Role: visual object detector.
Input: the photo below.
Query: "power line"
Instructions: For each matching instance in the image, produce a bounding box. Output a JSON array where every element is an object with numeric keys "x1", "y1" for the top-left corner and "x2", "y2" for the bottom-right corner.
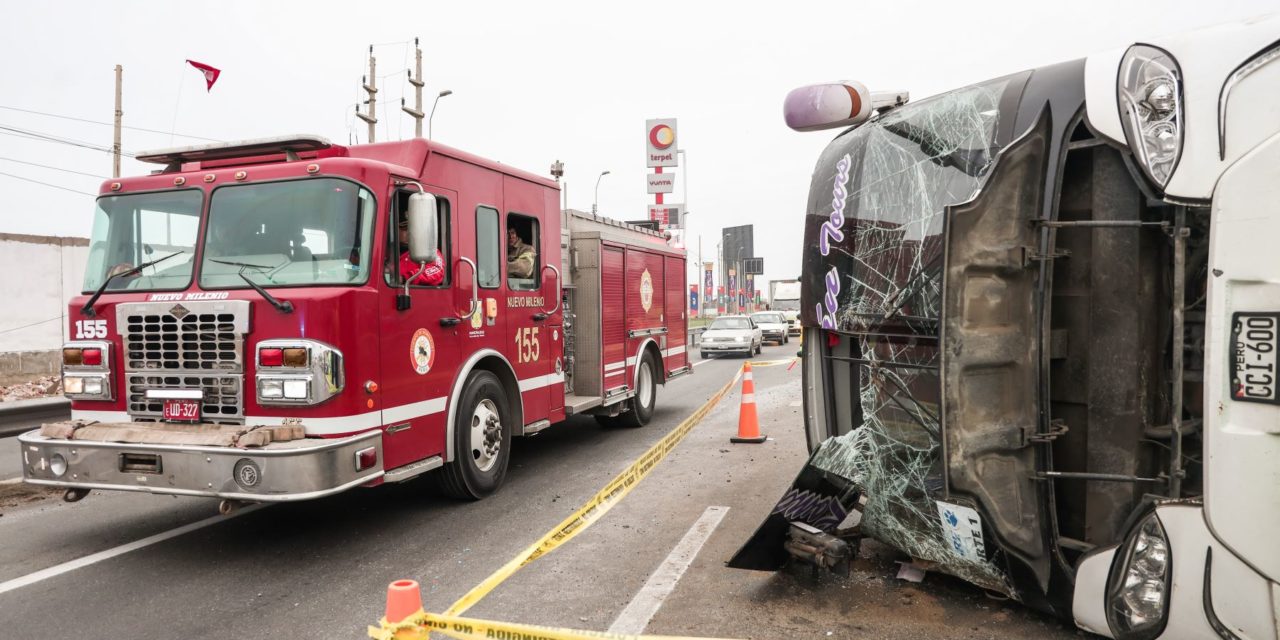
[
  {"x1": 0, "y1": 315, "x2": 63, "y2": 336},
  {"x1": 0, "y1": 104, "x2": 220, "y2": 142},
  {"x1": 0, "y1": 156, "x2": 107, "y2": 179},
  {"x1": 0, "y1": 124, "x2": 136, "y2": 157},
  {"x1": 0, "y1": 171, "x2": 97, "y2": 197}
]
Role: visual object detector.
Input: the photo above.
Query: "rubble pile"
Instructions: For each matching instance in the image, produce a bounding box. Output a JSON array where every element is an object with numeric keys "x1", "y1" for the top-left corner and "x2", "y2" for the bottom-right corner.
[{"x1": 1, "y1": 375, "x2": 62, "y2": 402}]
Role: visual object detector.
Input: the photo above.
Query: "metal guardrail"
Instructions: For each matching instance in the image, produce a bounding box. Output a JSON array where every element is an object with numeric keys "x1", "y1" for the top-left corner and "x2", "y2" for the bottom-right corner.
[
  {"x1": 688, "y1": 327, "x2": 706, "y2": 347},
  {"x1": 0, "y1": 397, "x2": 70, "y2": 438}
]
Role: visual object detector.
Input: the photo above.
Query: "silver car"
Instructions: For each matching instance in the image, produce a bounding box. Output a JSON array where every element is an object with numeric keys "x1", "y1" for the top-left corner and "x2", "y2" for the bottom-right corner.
[
  {"x1": 750, "y1": 311, "x2": 790, "y2": 345},
  {"x1": 699, "y1": 316, "x2": 762, "y2": 358}
]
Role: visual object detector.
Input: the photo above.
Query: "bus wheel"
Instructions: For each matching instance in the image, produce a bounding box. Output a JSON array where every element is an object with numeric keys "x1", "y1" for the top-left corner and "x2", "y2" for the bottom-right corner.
[
  {"x1": 616, "y1": 352, "x2": 657, "y2": 428},
  {"x1": 438, "y1": 370, "x2": 511, "y2": 500}
]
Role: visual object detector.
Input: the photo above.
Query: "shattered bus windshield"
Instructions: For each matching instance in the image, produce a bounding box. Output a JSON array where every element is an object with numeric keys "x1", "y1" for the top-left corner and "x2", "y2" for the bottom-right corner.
[{"x1": 797, "y1": 76, "x2": 1017, "y2": 591}]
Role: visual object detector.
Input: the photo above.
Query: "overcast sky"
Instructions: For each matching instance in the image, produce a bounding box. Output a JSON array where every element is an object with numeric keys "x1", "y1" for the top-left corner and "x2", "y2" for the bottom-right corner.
[{"x1": 0, "y1": 1, "x2": 1273, "y2": 288}]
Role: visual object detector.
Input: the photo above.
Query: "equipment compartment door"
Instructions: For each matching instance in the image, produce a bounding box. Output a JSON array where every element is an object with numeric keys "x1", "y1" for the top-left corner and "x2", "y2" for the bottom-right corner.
[
  {"x1": 663, "y1": 254, "x2": 688, "y2": 371},
  {"x1": 601, "y1": 246, "x2": 627, "y2": 393}
]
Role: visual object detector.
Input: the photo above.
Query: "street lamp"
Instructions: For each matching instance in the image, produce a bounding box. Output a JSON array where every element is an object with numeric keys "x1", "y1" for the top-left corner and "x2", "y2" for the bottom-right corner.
[
  {"x1": 428, "y1": 90, "x2": 452, "y2": 140},
  {"x1": 593, "y1": 170, "x2": 610, "y2": 215}
]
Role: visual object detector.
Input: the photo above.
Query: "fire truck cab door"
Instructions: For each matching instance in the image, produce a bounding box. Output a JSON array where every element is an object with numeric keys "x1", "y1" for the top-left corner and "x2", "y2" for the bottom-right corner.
[
  {"x1": 380, "y1": 185, "x2": 460, "y2": 470},
  {"x1": 502, "y1": 187, "x2": 558, "y2": 429}
]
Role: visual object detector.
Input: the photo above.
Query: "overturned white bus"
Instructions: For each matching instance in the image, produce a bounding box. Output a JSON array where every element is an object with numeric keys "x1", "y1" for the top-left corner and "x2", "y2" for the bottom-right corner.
[{"x1": 733, "y1": 15, "x2": 1280, "y2": 640}]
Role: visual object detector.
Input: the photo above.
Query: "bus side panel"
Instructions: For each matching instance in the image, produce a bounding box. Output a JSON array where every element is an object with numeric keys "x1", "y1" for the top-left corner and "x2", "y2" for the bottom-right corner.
[
  {"x1": 601, "y1": 245, "x2": 627, "y2": 393},
  {"x1": 663, "y1": 254, "x2": 688, "y2": 372}
]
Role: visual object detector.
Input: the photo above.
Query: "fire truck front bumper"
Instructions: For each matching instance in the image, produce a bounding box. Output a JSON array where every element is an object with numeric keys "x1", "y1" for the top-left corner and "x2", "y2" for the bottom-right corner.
[{"x1": 16, "y1": 429, "x2": 384, "y2": 502}]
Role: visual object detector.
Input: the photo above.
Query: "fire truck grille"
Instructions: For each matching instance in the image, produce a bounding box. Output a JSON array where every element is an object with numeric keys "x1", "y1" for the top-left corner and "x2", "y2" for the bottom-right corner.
[
  {"x1": 116, "y1": 300, "x2": 251, "y2": 425},
  {"x1": 126, "y1": 373, "x2": 244, "y2": 423},
  {"x1": 123, "y1": 313, "x2": 242, "y2": 371}
]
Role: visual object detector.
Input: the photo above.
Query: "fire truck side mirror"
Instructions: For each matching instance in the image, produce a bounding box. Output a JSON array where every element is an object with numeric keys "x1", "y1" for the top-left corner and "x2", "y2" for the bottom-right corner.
[{"x1": 406, "y1": 192, "x2": 439, "y2": 263}]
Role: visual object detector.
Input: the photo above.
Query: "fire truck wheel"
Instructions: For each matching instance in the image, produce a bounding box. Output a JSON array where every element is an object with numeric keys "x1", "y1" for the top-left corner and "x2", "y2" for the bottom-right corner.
[
  {"x1": 437, "y1": 370, "x2": 511, "y2": 500},
  {"x1": 615, "y1": 352, "x2": 657, "y2": 428}
]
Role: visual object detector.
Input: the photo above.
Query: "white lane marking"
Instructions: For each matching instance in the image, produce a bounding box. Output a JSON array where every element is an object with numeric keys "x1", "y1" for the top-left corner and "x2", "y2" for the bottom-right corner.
[
  {"x1": 692, "y1": 358, "x2": 714, "y2": 367},
  {"x1": 0, "y1": 504, "x2": 265, "y2": 596},
  {"x1": 69, "y1": 410, "x2": 130, "y2": 423},
  {"x1": 608, "y1": 505, "x2": 728, "y2": 635}
]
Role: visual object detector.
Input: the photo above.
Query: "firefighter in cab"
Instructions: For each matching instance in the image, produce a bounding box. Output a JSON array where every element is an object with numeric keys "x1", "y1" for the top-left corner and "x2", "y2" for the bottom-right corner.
[{"x1": 399, "y1": 216, "x2": 444, "y2": 285}]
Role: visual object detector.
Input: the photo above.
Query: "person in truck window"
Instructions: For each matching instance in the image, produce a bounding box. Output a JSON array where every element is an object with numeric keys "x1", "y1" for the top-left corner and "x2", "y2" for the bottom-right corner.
[
  {"x1": 507, "y1": 227, "x2": 536, "y2": 278},
  {"x1": 398, "y1": 217, "x2": 443, "y2": 286}
]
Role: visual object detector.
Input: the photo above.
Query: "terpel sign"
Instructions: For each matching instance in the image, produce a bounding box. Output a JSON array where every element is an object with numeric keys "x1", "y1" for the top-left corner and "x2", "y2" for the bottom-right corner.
[{"x1": 645, "y1": 118, "x2": 677, "y2": 168}]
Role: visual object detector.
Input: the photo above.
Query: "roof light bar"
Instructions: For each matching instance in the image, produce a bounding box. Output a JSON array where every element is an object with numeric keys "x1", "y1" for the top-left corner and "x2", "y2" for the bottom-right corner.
[{"x1": 136, "y1": 134, "x2": 334, "y2": 166}]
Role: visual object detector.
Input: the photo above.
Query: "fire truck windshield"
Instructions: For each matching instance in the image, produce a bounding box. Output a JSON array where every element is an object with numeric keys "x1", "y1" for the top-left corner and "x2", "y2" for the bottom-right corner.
[
  {"x1": 199, "y1": 178, "x2": 376, "y2": 289},
  {"x1": 82, "y1": 189, "x2": 203, "y2": 293}
]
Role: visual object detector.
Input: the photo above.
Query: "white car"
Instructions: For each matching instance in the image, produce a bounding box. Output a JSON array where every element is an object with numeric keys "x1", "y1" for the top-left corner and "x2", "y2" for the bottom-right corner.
[
  {"x1": 699, "y1": 316, "x2": 762, "y2": 358},
  {"x1": 750, "y1": 311, "x2": 790, "y2": 345}
]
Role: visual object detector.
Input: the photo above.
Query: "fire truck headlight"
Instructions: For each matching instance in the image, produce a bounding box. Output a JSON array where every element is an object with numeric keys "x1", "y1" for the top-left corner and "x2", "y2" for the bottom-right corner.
[
  {"x1": 260, "y1": 379, "x2": 284, "y2": 399},
  {"x1": 283, "y1": 379, "x2": 309, "y2": 400},
  {"x1": 255, "y1": 339, "x2": 344, "y2": 406},
  {"x1": 63, "y1": 373, "x2": 112, "y2": 400},
  {"x1": 1118, "y1": 44, "x2": 1183, "y2": 189}
]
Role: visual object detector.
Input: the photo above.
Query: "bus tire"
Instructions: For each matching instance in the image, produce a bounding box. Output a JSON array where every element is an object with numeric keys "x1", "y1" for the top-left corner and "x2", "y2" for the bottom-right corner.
[
  {"x1": 615, "y1": 352, "x2": 657, "y2": 428},
  {"x1": 437, "y1": 370, "x2": 511, "y2": 500}
]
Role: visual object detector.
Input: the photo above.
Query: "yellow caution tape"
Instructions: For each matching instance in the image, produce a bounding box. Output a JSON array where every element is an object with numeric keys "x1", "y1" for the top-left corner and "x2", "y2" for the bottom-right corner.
[
  {"x1": 368, "y1": 361, "x2": 793, "y2": 640},
  {"x1": 444, "y1": 365, "x2": 746, "y2": 616},
  {"x1": 369, "y1": 611, "x2": 741, "y2": 640}
]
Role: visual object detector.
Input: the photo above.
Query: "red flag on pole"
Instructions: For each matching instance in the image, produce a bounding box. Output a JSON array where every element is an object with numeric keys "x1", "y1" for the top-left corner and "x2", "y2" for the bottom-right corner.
[{"x1": 185, "y1": 60, "x2": 221, "y2": 91}]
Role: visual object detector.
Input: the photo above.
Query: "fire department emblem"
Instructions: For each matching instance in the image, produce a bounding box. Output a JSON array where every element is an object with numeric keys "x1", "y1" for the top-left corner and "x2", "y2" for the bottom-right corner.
[
  {"x1": 410, "y1": 328, "x2": 436, "y2": 375},
  {"x1": 640, "y1": 269, "x2": 654, "y2": 312}
]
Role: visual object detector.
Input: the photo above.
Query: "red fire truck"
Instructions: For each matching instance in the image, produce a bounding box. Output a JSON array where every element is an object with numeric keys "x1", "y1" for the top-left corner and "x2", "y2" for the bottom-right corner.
[{"x1": 18, "y1": 135, "x2": 690, "y2": 508}]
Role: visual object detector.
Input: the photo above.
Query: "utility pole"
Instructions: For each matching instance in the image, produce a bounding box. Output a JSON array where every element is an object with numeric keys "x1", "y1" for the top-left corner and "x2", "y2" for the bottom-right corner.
[
  {"x1": 357, "y1": 46, "x2": 378, "y2": 143},
  {"x1": 401, "y1": 38, "x2": 424, "y2": 138},
  {"x1": 112, "y1": 64, "x2": 122, "y2": 178}
]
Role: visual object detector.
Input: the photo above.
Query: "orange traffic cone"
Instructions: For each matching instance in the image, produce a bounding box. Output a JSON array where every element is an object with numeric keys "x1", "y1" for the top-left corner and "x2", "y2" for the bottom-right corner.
[
  {"x1": 385, "y1": 579, "x2": 424, "y2": 625},
  {"x1": 731, "y1": 362, "x2": 767, "y2": 443}
]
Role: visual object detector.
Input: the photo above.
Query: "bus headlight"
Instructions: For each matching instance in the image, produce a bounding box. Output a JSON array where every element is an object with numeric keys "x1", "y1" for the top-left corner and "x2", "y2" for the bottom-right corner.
[
  {"x1": 1118, "y1": 44, "x2": 1183, "y2": 189},
  {"x1": 1106, "y1": 512, "x2": 1171, "y2": 639}
]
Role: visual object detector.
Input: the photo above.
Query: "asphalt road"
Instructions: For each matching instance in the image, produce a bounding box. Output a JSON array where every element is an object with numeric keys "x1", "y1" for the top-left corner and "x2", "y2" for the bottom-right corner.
[{"x1": 0, "y1": 342, "x2": 1080, "y2": 639}]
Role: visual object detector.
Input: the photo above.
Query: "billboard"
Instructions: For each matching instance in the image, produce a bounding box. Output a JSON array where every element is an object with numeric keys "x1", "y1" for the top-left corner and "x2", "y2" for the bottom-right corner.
[
  {"x1": 689, "y1": 285, "x2": 698, "y2": 312},
  {"x1": 646, "y1": 119, "x2": 678, "y2": 168},
  {"x1": 703, "y1": 262, "x2": 713, "y2": 304}
]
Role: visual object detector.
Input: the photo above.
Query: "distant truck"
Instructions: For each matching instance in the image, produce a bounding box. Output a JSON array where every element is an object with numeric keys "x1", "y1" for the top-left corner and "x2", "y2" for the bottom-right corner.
[
  {"x1": 767, "y1": 279, "x2": 801, "y2": 335},
  {"x1": 734, "y1": 15, "x2": 1280, "y2": 640}
]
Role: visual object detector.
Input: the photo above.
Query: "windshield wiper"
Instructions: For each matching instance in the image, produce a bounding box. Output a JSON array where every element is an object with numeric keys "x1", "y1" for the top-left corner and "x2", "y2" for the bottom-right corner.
[
  {"x1": 208, "y1": 259, "x2": 293, "y2": 313},
  {"x1": 215, "y1": 262, "x2": 294, "y2": 314},
  {"x1": 81, "y1": 251, "x2": 183, "y2": 317},
  {"x1": 208, "y1": 258, "x2": 277, "y2": 272}
]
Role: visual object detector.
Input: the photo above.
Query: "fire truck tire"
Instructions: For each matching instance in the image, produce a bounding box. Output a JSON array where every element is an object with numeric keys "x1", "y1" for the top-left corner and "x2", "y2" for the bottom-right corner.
[
  {"x1": 615, "y1": 352, "x2": 657, "y2": 428},
  {"x1": 437, "y1": 370, "x2": 511, "y2": 500}
]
